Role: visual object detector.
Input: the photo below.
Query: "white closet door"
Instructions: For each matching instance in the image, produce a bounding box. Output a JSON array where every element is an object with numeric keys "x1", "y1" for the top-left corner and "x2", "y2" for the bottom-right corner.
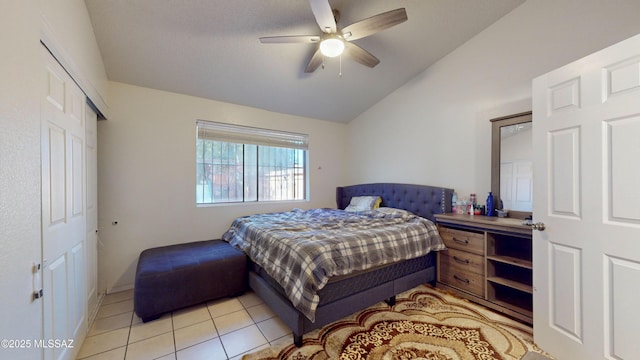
[
  {"x1": 85, "y1": 103, "x2": 99, "y2": 323},
  {"x1": 533, "y1": 33, "x2": 640, "y2": 359},
  {"x1": 41, "y1": 46, "x2": 87, "y2": 360}
]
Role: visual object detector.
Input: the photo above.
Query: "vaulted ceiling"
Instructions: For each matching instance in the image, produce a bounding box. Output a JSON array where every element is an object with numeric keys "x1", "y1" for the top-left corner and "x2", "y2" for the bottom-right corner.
[{"x1": 85, "y1": 0, "x2": 525, "y2": 123}]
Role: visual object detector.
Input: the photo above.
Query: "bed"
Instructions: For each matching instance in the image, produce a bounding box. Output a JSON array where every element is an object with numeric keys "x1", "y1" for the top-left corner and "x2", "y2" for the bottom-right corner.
[{"x1": 223, "y1": 183, "x2": 453, "y2": 346}]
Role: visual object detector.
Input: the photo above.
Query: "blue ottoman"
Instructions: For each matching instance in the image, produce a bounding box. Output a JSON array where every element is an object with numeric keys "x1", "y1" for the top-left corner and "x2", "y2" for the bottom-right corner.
[{"x1": 134, "y1": 240, "x2": 247, "y2": 322}]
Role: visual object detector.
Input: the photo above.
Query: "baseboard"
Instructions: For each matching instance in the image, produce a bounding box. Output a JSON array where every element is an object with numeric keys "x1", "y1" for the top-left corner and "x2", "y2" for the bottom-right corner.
[{"x1": 107, "y1": 283, "x2": 134, "y2": 294}]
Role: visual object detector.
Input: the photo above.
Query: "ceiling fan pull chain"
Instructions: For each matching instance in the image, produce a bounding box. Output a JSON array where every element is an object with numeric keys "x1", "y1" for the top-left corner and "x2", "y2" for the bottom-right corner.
[{"x1": 339, "y1": 54, "x2": 343, "y2": 77}]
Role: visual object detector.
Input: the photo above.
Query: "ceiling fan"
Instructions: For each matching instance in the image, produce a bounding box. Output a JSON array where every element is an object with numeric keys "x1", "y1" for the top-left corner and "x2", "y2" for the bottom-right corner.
[{"x1": 259, "y1": 0, "x2": 408, "y2": 73}]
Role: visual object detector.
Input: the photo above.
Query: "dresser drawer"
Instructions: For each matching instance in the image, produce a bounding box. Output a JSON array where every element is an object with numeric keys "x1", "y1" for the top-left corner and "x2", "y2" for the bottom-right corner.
[
  {"x1": 439, "y1": 248, "x2": 484, "y2": 276},
  {"x1": 438, "y1": 226, "x2": 484, "y2": 255},
  {"x1": 438, "y1": 264, "x2": 485, "y2": 297}
]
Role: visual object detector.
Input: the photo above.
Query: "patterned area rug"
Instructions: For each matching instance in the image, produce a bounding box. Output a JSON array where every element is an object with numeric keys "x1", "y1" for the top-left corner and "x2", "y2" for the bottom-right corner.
[{"x1": 243, "y1": 285, "x2": 548, "y2": 360}]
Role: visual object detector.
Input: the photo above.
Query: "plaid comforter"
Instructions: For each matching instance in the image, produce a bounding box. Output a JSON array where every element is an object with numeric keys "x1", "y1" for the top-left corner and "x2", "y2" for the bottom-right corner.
[{"x1": 221, "y1": 208, "x2": 445, "y2": 322}]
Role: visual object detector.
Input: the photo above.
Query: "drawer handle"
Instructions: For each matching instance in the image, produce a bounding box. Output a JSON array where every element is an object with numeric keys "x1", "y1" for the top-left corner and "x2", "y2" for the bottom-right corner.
[
  {"x1": 453, "y1": 256, "x2": 470, "y2": 264},
  {"x1": 452, "y1": 237, "x2": 469, "y2": 245},
  {"x1": 453, "y1": 275, "x2": 470, "y2": 284}
]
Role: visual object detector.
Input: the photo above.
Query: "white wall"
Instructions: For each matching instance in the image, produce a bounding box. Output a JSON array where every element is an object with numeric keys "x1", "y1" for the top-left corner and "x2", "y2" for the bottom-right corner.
[
  {"x1": 345, "y1": 0, "x2": 640, "y2": 204},
  {"x1": 502, "y1": 127, "x2": 532, "y2": 163},
  {"x1": 98, "y1": 82, "x2": 347, "y2": 292},
  {"x1": 0, "y1": 3, "x2": 43, "y2": 358}
]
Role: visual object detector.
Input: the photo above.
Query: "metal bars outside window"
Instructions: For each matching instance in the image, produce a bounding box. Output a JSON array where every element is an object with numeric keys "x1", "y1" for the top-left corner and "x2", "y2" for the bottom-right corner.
[{"x1": 196, "y1": 120, "x2": 308, "y2": 204}]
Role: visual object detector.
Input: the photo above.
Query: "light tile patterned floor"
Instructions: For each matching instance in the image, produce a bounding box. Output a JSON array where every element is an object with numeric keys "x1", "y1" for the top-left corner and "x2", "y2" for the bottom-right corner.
[{"x1": 76, "y1": 289, "x2": 292, "y2": 360}]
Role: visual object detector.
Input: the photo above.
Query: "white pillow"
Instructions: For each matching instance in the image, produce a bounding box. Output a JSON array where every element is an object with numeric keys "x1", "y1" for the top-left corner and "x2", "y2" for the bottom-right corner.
[
  {"x1": 344, "y1": 196, "x2": 381, "y2": 212},
  {"x1": 375, "y1": 207, "x2": 414, "y2": 217}
]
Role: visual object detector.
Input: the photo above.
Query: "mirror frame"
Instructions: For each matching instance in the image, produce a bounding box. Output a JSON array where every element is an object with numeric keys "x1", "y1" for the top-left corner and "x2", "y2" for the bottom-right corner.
[{"x1": 490, "y1": 111, "x2": 533, "y2": 220}]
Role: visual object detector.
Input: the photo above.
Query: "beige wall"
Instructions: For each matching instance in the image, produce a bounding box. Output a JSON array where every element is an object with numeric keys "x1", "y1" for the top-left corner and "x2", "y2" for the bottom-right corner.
[
  {"x1": 345, "y1": 0, "x2": 640, "y2": 204},
  {"x1": 98, "y1": 82, "x2": 347, "y2": 292}
]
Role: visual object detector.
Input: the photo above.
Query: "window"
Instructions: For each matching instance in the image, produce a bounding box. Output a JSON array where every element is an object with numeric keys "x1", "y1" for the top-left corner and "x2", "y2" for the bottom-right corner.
[{"x1": 196, "y1": 120, "x2": 308, "y2": 204}]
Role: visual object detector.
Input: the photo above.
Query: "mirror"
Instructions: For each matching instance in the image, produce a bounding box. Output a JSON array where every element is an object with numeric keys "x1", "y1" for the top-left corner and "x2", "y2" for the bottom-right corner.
[{"x1": 490, "y1": 111, "x2": 532, "y2": 219}]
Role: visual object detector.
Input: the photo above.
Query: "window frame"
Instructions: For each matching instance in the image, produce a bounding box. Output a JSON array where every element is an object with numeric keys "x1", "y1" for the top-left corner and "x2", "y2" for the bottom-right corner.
[{"x1": 196, "y1": 120, "x2": 309, "y2": 206}]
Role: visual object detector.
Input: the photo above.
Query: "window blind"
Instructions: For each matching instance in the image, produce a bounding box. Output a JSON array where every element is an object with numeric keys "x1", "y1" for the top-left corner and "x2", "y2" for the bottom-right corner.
[{"x1": 196, "y1": 120, "x2": 309, "y2": 150}]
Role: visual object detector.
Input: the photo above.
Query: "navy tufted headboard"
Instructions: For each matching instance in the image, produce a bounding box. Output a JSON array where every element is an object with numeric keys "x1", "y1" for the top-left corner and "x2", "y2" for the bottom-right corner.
[{"x1": 336, "y1": 183, "x2": 454, "y2": 221}]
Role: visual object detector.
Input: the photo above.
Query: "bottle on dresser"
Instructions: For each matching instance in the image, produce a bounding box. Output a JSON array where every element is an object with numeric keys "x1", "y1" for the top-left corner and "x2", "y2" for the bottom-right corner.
[
  {"x1": 486, "y1": 192, "x2": 495, "y2": 216},
  {"x1": 469, "y1": 193, "x2": 476, "y2": 215},
  {"x1": 451, "y1": 192, "x2": 458, "y2": 214}
]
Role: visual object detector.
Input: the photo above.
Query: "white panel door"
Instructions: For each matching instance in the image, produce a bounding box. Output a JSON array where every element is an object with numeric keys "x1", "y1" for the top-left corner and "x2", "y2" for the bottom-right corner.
[
  {"x1": 500, "y1": 160, "x2": 533, "y2": 211},
  {"x1": 533, "y1": 33, "x2": 640, "y2": 359},
  {"x1": 85, "y1": 104, "x2": 99, "y2": 321},
  {"x1": 41, "y1": 46, "x2": 86, "y2": 360}
]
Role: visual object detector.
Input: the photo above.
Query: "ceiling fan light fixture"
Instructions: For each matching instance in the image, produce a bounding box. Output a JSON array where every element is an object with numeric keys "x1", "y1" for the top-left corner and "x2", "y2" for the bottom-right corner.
[{"x1": 320, "y1": 36, "x2": 344, "y2": 57}]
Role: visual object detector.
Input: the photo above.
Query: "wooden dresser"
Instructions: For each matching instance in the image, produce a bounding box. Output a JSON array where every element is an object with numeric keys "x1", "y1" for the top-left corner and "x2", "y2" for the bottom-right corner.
[{"x1": 435, "y1": 213, "x2": 533, "y2": 324}]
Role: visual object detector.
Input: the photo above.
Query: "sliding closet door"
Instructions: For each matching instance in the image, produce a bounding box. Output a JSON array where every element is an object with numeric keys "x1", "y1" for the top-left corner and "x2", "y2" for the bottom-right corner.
[
  {"x1": 85, "y1": 103, "x2": 99, "y2": 323},
  {"x1": 41, "y1": 46, "x2": 87, "y2": 360}
]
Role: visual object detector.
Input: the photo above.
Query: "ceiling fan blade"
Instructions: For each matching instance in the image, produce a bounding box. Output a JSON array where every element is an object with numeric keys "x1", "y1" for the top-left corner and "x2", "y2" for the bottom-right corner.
[
  {"x1": 305, "y1": 48, "x2": 324, "y2": 73},
  {"x1": 309, "y1": 0, "x2": 336, "y2": 33},
  {"x1": 259, "y1": 35, "x2": 320, "y2": 44},
  {"x1": 341, "y1": 8, "x2": 407, "y2": 41},
  {"x1": 344, "y1": 42, "x2": 380, "y2": 68}
]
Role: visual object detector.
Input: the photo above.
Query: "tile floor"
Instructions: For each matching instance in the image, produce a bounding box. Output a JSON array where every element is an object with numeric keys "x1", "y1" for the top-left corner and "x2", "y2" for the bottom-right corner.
[{"x1": 76, "y1": 289, "x2": 292, "y2": 360}]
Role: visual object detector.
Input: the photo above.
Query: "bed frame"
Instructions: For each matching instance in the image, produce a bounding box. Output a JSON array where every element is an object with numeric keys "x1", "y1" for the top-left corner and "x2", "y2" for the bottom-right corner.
[{"x1": 248, "y1": 183, "x2": 454, "y2": 346}]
